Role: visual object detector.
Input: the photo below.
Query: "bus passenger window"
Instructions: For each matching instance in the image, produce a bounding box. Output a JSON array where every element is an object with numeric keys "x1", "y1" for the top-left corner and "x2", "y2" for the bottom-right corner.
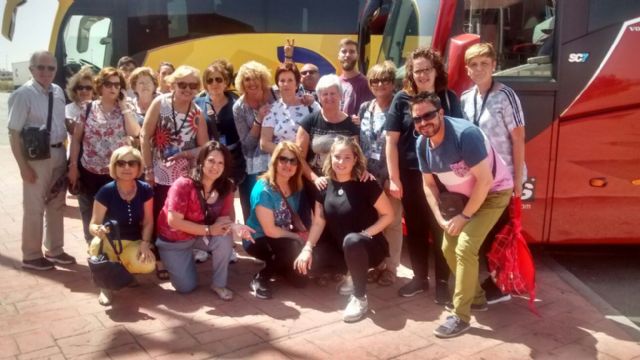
[{"x1": 463, "y1": 0, "x2": 555, "y2": 78}]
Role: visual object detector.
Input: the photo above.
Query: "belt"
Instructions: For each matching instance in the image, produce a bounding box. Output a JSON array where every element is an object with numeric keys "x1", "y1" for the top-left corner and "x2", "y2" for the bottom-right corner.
[{"x1": 51, "y1": 143, "x2": 63, "y2": 148}]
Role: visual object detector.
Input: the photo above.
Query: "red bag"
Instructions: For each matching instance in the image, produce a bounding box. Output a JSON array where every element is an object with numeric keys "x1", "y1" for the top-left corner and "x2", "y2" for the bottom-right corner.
[{"x1": 487, "y1": 196, "x2": 538, "y2": 315}]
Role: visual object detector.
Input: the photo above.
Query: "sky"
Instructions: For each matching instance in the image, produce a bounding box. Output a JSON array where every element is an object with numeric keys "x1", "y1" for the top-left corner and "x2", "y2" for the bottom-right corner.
[{"x1": 0, "y1": 0, "x2": 57, "y2": 70}]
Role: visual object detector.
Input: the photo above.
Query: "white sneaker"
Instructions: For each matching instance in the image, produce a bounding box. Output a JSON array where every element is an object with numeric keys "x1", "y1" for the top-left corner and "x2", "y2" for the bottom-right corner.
[
  {"x1": 193, "y1": 249, "x2": 209, "y2": 263},
  {"x1": 229, "y1": 248, "x2": 239, "y2": 264},
  {"x1": 343, "y1": 295, "x2": 368, "y2": 322},
  {"x1": 337, "y1": 275, "x2": 354, "y2": 295},
  {"x1": 98, "y1": 289, "x2": 112, "y2": 306}
]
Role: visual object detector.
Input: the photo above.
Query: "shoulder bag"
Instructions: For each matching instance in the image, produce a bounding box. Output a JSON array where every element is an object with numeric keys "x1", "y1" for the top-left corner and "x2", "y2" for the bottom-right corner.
[
  {"x1": 21, "y1": 92, "x2": 53, "y2": 160},
  {"x1": 275, "y1": 185, "x2": 307, "y2": 233}
]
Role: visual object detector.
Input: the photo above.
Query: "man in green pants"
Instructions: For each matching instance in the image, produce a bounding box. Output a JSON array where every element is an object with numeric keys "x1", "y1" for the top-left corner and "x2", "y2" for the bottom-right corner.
[{"x1": 412, "y1": 92, "x2": 513, "y2": 338}]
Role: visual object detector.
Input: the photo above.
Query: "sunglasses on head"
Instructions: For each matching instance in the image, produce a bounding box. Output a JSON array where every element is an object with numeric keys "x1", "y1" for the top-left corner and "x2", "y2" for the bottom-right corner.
[
  {"x1": 277, "y1": 155, "x2": 298, "y2": 166},
  {"x1": 369, "y1": 78, "x2": 392, "y2": 86},
  {"x1": 115, "y1": 159, "x2": 140, "y2": 168},
  {"x1": 75, "y1": 85, "x2": 92, "y2": 91},
  {"x1": 300, "y1": 70, "x2": 318, "y2": 76},
  {"x1": 102, "y1": 80, "x2": 121, "y2": 89},
  {"x1": 35, "y1": 64, "x2": 56, "y2": 72},
  {"x1": 206, "y1": 77, "x2": 225, "y2": 84},
  {"x1": 412, "y1": 109, "x2": 440, "y2": 123},
  {"x1": 176, "y1": 82, "x2": 199, "y2": 90}
]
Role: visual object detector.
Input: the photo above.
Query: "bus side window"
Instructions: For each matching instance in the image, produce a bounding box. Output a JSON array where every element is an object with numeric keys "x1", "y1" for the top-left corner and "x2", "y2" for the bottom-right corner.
[
  {"x1": 63, "y1": 15, "x2": 112, "y2": 77},
  {"x1": 463, "y1": 0, "x2": 554, "y2": 78}
]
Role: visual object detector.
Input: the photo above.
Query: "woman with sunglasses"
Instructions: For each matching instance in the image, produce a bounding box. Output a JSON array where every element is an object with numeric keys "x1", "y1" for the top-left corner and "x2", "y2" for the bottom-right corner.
[
  {"x1": 155, "y1": 141, "x2": 254, "y2": 299},
  {"x1": 232, "y1": 61, "x2": 275, "y2": 220},
  {"x1": 294, "y1": 136, "x2": 393, "y2": 322},
  {"x1": 244, "y1": 141, "x2": 307, "y2": 299},
  {"x1": 356, "y1": 61, "x2": 403, "y2": 287},
  {"x1": 88, "y1": 146, "x2": 156, "y2": 306},
  {"x1": 141, "y1": 65, "x2": 209, "y2": 280},
  {"x1": 65, "y1": 65, "x2": 95, "y2": 136},
  {"x1": 385, "y1": 47, "x2": 462, "y2": 304},
  {"x1": 68, "y1": 67, "x2": 141, "y2": 244},
  {"x1": 260, "y1": 62, "x2": 320, "y2": 155},
  {"x1": 195, "y1": 60, "x2": 245, "y2": 186}
]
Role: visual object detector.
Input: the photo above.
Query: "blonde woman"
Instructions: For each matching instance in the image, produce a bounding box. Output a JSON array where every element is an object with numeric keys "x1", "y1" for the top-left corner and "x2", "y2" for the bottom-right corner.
[
  {"x1": 88, "y1": 146, "x2": 155, "y2": 306},
  {"x1": 65, "y1": 65, "x2": 95, "y2": 134},
  {"x1": 232, "y1": 60, "x2": 275, "y2": 220}
]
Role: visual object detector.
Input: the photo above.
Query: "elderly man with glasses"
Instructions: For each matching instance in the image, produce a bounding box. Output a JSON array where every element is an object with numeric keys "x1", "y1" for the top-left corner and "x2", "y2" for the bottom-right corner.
[{"x1": 8, "y1": 50, "x2": 77, "y2": 270}]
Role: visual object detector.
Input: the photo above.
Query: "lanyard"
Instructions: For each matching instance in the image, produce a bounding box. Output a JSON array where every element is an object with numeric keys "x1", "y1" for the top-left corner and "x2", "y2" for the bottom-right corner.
[
  {"x1": 170, "y1": 94, "x2": 192, "y2": 136},
  {"x1": 473, "y1": 79, "x2": 494, "y2": 126}
]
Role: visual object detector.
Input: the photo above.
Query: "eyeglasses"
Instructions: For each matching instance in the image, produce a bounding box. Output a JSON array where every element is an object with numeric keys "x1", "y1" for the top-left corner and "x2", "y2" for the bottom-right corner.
[
  {"x1": 277, "y1": 155, "x2": 298, "y2": 166},
  {"x1": 74, "y1": 85, "x2": 93, "y2": 92},
  {"x1": 369, "y1": 78, "x2": 392, "y2": 86},
  {"x1": 206, "y1": 77, "x2": 225, "y2": 84},
  {"x1": 115, "y1": 159, "x2": 141, "y2": 168},
  {"x1": 102, "y1": 80, "x2": 121, "y2": 89},
  {"x1": 35, "y1": 65, "x2": 56, "y2": 72},
  {"x1": 412, "y1": 109, "x2": 440, "y2": 123},
  {"x1": 176, "y1": 82, "x2": 199, "y2": 90},
  {"x1": 413, "y1": 67, "x2": 434, "y2": 76},
  {"x1": 300, "y1": 70, "x2": 318, "y2": 76}
]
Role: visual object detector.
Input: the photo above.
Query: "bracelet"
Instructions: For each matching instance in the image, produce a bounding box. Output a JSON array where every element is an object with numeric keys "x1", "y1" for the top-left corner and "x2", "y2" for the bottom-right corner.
[
  {"x1": 360, "y1": 230, "x2": 372, "y2": 239},
  {"x1": 302, "y1": 245, "x2": 313, "y2": 253},
  {"x1": 460, "y1": 213, "x2": 472, "y2": 220},
  {"x1": 205, "y1": 225, "x2": 210, "y2": 236},
  {"x1": 253, "y1": 119, "x2": 262, "y2": 126}
]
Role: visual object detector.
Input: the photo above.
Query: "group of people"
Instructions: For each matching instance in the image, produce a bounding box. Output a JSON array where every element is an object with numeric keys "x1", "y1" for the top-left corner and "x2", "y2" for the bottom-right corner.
[{"x1": 8, "y1": 37, "x2": 526, "y2": 338}]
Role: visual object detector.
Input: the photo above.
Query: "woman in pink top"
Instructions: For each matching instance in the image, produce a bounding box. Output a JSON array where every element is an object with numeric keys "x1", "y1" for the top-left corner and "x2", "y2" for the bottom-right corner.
[{"x1": 68, "y1": 67, "x2": 140, "y2": 243}]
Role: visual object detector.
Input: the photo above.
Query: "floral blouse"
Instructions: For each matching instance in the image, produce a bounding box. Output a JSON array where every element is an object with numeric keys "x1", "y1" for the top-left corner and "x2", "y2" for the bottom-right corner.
[
  {"x1": 263, "y1": 99, "x2": 320, "y2": 145},
  {"x1": 152, "y1": 93, "x2": 202, "y2": 186},
  {"x1": 81, "y1": 100, "x2": 129, "y2": 174}
]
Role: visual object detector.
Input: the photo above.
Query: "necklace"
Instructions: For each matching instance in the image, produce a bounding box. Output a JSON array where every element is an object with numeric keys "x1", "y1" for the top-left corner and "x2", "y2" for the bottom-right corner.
[{"x1": 117, "y1": 182, "x2": 137, "y2": 201}]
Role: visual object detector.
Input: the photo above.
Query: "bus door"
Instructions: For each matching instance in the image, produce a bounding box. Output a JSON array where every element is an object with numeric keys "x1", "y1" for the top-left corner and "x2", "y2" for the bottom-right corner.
[
  {"x1": 53, "y1": 0, "x2": 124, "y2": 85},
  {"x1": 461, "y1": 0, "x2": 557, "y2": 243},
  {"x1": 547, "y1": 1, "x2": 640, "y2": 244}
]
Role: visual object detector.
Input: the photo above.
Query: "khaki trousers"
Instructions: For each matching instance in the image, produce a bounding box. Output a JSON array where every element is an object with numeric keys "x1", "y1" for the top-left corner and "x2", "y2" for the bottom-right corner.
[{"x1": 22, "y1": 147, "x2": 66, "y2": 261}]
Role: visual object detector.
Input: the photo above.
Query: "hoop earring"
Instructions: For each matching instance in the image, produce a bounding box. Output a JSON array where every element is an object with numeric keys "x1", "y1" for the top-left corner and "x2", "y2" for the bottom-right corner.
[{"x1": 413, "y1": 129, "x2": 420, "y2": 138}]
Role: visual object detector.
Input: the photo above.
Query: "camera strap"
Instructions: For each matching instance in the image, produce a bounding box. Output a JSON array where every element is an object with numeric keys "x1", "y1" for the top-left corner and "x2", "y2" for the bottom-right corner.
[{"x1": 46, "y1": 91, "x2": 53, "y2": 132}]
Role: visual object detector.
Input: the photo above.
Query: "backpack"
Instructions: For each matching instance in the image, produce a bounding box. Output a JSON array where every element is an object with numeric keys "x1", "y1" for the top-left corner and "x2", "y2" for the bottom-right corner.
[{"x1": 487, "y1": 196, "x2": 538, "y2": 315}]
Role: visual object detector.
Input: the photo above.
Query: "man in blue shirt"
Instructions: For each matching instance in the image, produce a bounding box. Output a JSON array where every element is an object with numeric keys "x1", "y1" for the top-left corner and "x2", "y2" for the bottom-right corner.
[{"x1": 412, "y1": 92, "x2": 512, "y2": 338}]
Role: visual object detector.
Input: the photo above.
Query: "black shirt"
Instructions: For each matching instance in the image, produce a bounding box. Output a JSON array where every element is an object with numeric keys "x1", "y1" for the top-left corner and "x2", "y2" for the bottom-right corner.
[
  {"x1": 195, "y1": 91, "x2": 240, "y2": 146},
  {"x1": 385, "y1": 89, "x2": 462, "y2": 170},
  {"x1": 319, "y1": 179, "x2": 384, "y2": 245}
]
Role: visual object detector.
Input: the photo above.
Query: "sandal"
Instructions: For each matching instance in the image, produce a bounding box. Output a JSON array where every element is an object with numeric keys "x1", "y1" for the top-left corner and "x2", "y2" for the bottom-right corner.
[
  {"x1": 156, "y1": 262, "x2": 169, "y2": 281},
  {"x1": 211, "y1": 286, "x2": 234, "y2": 301},
  {"x1": 367, "y1": 268, "x2": 383, "y2": 284},
  {"x1": 377, "y1": 269, "x2": 396, "y2": 287}
]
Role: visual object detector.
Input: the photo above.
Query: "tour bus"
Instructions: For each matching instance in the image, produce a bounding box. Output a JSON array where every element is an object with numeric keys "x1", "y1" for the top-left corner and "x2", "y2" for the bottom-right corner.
[
  {"x1": 358, "y1": 0, "x2": 640, "y2": 245},
  {"x1": 2, "y1": 0, "x2": 377, "y2": 87}
]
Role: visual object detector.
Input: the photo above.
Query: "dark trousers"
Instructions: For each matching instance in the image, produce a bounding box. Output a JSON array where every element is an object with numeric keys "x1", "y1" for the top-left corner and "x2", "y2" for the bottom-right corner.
[
  {"x1": 244, "y1": 236, "x2": 307, "y2": 287},
  {"x1": 152, "y1": 184, "x2": 171, "y2": 259},
  {"x1": 400, "y1": 168, "x2": 449, "y2": 282},
  {"x1": 77, "y1": 166, "x2": 111, "y2": 242}
]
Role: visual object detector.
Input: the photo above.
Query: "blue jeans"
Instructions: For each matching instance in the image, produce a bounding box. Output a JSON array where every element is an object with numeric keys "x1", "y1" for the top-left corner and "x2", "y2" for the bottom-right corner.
[{"x1": 156, "y1": 235, "x2": 233, "y2": 293}]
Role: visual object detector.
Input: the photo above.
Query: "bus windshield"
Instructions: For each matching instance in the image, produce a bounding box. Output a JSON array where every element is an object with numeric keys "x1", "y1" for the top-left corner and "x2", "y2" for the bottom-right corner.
[{"x1": 378, "y1": 0, "x2": 439, "y2": 71}]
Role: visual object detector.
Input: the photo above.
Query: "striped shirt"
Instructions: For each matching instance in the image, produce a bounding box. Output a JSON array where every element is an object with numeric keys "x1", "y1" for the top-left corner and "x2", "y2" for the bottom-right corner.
[
  {"x1": 460, "y1": 81, "x2": 527, "y2": 180},
  {"x1": 8, "y1": 79, "x2": 67, "y2": 144}
]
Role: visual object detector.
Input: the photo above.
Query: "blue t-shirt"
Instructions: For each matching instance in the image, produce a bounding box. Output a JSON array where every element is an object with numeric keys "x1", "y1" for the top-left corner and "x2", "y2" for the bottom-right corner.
[
  {"x1": 245, "y1": 178, "x2": 301, "y2": 241},
  {"x1": 95, "y1": 180, "x2": 154, "y2": 240},
  {"x1": 417, "y1": 116, "x2": 513, "y2": 196}
]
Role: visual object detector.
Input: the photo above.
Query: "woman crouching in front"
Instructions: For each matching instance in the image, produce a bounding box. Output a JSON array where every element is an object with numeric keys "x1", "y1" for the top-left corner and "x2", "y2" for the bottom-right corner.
[
  {"x1": 155, "y1": 141, "x2": 254, "y2": 300},
  {"x1": 89, "y1": 146, "x2": 155, "y2": 306},
  {"x1": 294, "y1": 136, "x2": 393, "y2": 322},
  {"x1": 244, "y1": 141, "x2": 308, "y2": 299}
]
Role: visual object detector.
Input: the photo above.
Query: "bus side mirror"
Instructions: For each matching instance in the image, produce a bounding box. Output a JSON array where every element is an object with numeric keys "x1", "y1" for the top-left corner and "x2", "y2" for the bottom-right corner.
[{"x1": 447, "y1": 33, "x2": 480, "y2": 96}]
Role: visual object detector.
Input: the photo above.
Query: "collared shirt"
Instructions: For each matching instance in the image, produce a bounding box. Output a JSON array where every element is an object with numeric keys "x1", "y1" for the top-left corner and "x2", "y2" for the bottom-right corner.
[{"x1": 8, "y1": 79, "x2": 67, "y2": 144}]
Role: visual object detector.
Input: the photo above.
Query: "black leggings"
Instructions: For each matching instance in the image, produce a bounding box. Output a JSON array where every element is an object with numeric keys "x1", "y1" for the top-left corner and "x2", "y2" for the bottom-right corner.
[
  {"x1": 400, "y1": 168, "x2": 449, "y2": 282},
  {"x1": 313, "y1": 232, "x2": 387, "y2": 298},
  {"x1": 245, "y1": 236, "x2": 307, "y2": 287}
]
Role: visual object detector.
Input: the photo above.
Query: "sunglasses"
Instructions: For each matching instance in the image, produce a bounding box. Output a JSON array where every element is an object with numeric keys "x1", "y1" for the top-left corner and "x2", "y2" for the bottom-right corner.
[
  {"x1": 74, "y1": 85, "x2": 93, "y2": 91},
  {"x1": 277, "y1": 156, "x2": 298, "y2": 166},
  {"x1": 412, "y1": 109, "x2": 439, "y2": 123},
  {"x1": 176, "y1": 82, "x2": 199, "y2": 90},
  {"x1": 300, "y1": 70, "x2": 318, "y2": 76},
  {"x1": 206, "y1": 77, "x2": 225, "y2": 84},
  {"x1": 412, "y1": 67, "x2": 434, "y2": 76},
  {"x1": 369, "y1": 78, "x2": 392, "y2": 86},
  {"x1": 34, "y1": 64, "x2": 56, "y2": 72},
  {"x1": 115, "y1": 159, "x2": 141, "y2": 168},
  {"x1": 103, "y1": 80, "x2": 121, "y2": 89}
]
